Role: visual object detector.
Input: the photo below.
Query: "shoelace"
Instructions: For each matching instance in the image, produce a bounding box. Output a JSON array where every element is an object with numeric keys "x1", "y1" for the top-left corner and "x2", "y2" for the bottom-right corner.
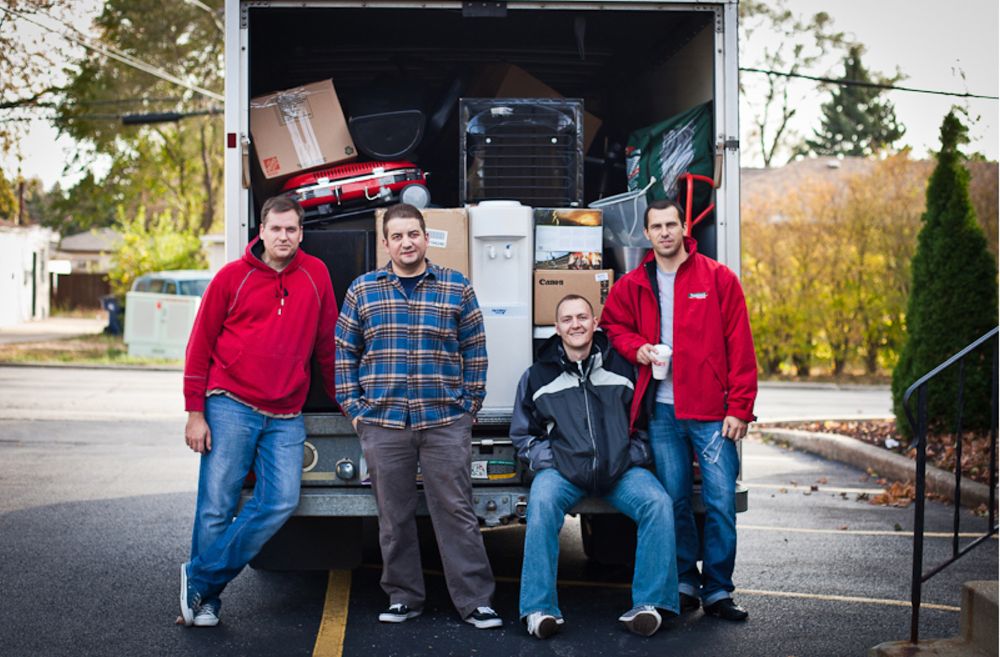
[
  {"x1": 388, "y1": 604, "x2": 407, "y2": 613},
  {"x1": 475, "y1": 606, "x2": 497, "y2": 616}
]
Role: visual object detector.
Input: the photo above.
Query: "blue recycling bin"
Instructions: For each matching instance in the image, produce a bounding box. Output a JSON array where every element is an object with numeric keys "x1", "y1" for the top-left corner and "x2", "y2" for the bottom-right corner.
[{"x1": 101, "y1": 295, "x2": 124, "y2": 336}]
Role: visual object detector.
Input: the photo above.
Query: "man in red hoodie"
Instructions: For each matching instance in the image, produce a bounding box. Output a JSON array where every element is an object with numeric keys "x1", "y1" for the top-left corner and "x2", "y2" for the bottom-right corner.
[
  {"x1": 179, "y1": 196, "x2": 337, "y2": 628},
  {"x1": 600, "y1": 198, "x2": 757, "y2": 622}
]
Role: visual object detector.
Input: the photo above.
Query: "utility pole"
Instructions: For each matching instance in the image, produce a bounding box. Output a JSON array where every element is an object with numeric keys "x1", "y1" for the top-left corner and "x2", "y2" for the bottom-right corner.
[{"x1": 17, "y1": 179, "x2": 25, "y2": 226}]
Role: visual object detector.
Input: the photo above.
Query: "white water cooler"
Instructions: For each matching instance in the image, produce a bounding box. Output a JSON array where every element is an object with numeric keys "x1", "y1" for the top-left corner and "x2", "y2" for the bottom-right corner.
[{"x1": 468, "y1": 201, "x2": 534, "y2": 414}]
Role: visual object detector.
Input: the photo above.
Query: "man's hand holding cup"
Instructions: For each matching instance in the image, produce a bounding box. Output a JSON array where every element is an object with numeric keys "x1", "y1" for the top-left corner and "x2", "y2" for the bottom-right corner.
[{"x1": 650, "y1": 343, "x2": 672, "y2": 380}]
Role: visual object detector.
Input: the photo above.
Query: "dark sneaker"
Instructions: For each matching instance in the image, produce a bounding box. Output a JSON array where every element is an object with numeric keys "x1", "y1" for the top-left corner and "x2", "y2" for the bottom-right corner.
[
  {"x1": 378, "y1": 603, "x2": 422, "y2": 623},
  {"x1": 465, "y1": 606, "x2": 502, "y2": 629},
  {"x1": 703, "y1": 598, "x2": 748, "y2": 621},
  {"x1": 618, "y1": 605, "x2": 662, "y2": 637},
  {"x1": 193, "y1": 599, "x2": 220, "y2": 627},
  {"x1": 680, "y1": 592, "x2": 700, "y2": 614},
  {"x1": 525, "y1": 611, "x2": 563, "y2": 639},
  {"x1": 179, "y1": 563, "x2": 202, "y2": 627}
]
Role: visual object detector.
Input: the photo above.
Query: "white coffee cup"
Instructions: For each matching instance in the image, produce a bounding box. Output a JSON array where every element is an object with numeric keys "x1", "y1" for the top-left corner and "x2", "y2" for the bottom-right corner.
[{"x1": 651, "y1": 343, "x2": 672, "y2": 380}]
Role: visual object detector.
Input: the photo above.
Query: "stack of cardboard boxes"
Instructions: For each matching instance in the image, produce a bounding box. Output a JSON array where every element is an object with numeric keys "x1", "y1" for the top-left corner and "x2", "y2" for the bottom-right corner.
[{"x1": 532, "y1": 208, "x2": 614, "y2": 325}]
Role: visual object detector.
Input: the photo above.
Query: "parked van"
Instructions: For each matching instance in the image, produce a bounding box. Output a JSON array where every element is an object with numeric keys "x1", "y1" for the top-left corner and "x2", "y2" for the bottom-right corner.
[
  {"x1": 131, "y1": 270, "x2": 212, "y2": 297},
  {"x1": 125, "y1": 270, "x2": 212, "y2": 360}
]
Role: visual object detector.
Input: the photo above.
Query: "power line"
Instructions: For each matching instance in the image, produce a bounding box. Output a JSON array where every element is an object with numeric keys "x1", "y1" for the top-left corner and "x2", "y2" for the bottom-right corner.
[
  {"x1": 0, "y1": 5, "x2": 223, "y2": 102},
  {"x1": 2, "y1": 97, "x2": 190, "y2": 111},
  {"x1": 740, "y1": 67, "x2": 999, "y2": 101}
]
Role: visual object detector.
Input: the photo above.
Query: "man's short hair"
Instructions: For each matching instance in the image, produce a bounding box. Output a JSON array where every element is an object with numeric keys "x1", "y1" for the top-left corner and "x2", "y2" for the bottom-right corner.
[
  {"x1": 554, "y1": 294, "x2": 595, "y2": 321},
  {"x1": 644, "y1": 198, "x2": 686, "y2": 228},
  {"x1": 261, "y1": 195, "x2": 304, "y2": 226},
  {"x1": 382, "y1": 203, "x2": 426, "y2": 239}
]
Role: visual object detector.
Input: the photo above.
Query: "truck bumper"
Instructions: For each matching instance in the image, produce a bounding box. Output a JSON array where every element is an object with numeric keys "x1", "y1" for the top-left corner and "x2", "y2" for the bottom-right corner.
[{"x1": 255, "y1": 482, "x2": 748, "y2": 527}]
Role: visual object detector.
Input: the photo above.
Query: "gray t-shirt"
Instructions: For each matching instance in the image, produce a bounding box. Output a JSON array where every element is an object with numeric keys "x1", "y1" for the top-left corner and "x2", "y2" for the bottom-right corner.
[{"x1": 655, "y1": 267, "x2": 676, "y2": 404}]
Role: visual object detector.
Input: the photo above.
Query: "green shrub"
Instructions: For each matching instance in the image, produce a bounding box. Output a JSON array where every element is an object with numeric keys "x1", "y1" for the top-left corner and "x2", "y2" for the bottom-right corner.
[{"x1": 892, "y1": 112, "x2": 998, "y2": 437}]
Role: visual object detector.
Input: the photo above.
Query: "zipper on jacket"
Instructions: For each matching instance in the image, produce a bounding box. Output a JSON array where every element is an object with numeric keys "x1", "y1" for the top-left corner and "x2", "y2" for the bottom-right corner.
[{"x1": 579, "y1": 360, "x2": 599, "y2": 491}]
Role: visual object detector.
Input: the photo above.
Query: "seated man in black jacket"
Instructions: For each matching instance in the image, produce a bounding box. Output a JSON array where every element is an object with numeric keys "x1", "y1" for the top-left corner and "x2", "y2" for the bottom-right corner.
[{"x1": 511, "y1": 294, "x2": 679, "y2": 639}]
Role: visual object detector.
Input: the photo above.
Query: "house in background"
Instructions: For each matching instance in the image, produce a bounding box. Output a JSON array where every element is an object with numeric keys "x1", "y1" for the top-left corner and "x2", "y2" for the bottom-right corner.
[
  {"x1": 0, "y1": 219, "x2": 57, "y2": 327},
  {"x1": 51, "y1": 227, "x2": 121, "y2": 310}
]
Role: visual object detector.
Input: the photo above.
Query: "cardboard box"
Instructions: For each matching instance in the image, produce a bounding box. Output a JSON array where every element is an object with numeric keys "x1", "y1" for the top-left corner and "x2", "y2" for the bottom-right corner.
[
  {"x1": 469, "y1": 63, "x2": 603, "y2": 152},
  {"x1": 534, "y1": 208, "x2": 603, "y2": 270},
  {"x1": 533, "y1": 269, "x2": 614, "y2": 325},
  {"x1": 250, "y1": 79, "x2": 357, "y2": 179},
  {"x1": 375, "y1": 208, "x2": 470, "y2": 277}
]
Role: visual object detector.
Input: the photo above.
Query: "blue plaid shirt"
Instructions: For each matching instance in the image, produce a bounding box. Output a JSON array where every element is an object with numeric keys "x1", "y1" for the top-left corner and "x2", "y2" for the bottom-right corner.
[{"x1": 335, "y1": 261, "x2": 488, "y2": 430}]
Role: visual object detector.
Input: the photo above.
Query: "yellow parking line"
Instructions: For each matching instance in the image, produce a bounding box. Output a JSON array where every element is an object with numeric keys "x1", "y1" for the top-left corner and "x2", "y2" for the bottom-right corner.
[
  {"x1": 358, "y1": 564, "x2": 959, "y2": 612},
  {"x1": 737, "y1": 588, "x2": 960, "y2": 612},
  {"x1": 313, "y1": 570, "x2": 351, "y2": 657},
  {"x1": 739, "y1": 524, "x2": 998, "y2": 539}
]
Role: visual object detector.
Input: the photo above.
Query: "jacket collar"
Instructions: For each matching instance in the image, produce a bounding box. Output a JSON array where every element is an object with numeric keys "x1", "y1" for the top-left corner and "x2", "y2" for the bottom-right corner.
[
  {"x1": 375, "y1": 258, "x2": 441, "y2": 281},
  {"x1": 244, "y1": 236, "x2": 305, "y2": 275},
  {"x1": 537, "y1": 330, "x2": 611, "y2": 374},
  {"x1": 632, "y1": 235, "x2": 699, "y2": 290}
]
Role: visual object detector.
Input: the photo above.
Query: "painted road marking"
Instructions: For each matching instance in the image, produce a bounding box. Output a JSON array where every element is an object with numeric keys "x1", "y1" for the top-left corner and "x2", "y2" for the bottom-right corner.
[
  {"x1": 357, "y1": 564, "x2": 960, "y2": 613},
  {"x1": 739, "y1": 524, "x2": 998, "y2": 539},
  {"x1": 313, "y1": 570, "x2": 351, "y2": 657},
  {"x1": 737, "y1": 589, "x2": 959, "y2": 612}
]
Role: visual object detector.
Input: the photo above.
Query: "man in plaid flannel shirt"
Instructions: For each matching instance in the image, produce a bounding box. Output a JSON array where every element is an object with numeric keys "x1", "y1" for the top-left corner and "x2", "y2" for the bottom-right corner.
[{"x1": 335, "y1": 203, "x2": 500, "y2": 629}]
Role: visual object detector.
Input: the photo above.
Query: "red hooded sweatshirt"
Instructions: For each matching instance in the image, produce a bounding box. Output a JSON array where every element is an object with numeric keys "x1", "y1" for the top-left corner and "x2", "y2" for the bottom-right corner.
[
  {"x1": 183, "y1": 238, "x2": 337, "y2": 415},
  {"x1": 600, "y1": 237, "x2": 757, "y2": 430}
]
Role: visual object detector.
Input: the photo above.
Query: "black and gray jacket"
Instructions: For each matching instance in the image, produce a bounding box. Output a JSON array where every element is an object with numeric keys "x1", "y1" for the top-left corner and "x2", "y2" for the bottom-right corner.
[{"x1": 510, "y1": 331, "x2": 651, "y2": 496}]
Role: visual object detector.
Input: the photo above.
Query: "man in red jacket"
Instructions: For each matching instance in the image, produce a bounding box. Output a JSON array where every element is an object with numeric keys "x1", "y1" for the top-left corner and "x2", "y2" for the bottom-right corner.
[
  {"x1": 600, "y1": 198, "x2": 757, "y2": 622},
  {"x1": 179, "y1": 196, "x2": 337, "y2": 628}
]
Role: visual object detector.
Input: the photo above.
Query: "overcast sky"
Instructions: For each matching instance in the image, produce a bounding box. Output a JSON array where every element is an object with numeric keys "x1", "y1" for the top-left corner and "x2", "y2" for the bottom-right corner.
[{"x1": 1, "y1": 0, "x2": 997, "y2": 189}]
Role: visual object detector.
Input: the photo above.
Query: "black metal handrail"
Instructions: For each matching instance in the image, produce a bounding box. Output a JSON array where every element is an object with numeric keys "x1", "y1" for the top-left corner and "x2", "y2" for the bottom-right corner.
[{"x1": 902, "y1": 325, "x2": 999, "y2": 644}]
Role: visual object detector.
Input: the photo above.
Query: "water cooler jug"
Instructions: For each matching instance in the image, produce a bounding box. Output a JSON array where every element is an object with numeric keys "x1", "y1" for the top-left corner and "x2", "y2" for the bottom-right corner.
[{"x1": 468, "y1": 201, "x2": 534, "y2": 414}]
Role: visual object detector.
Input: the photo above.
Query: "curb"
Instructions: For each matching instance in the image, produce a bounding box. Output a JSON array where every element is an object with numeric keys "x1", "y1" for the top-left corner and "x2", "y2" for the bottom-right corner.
[
  {"x1": 759, "y1": 380, "x2": 891, "y2": 392},
  {"x1": 755, "y1": 427, "x2": 993, "y2": 510},
  {"x1": 0, "y1": 361, "x2": 183, "y2": 372}
]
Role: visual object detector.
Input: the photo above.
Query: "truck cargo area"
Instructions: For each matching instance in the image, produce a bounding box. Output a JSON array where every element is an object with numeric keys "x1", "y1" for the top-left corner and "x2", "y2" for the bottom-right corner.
[{"x1": 244, "y1": 3, "x2": 718, "y2": 242}]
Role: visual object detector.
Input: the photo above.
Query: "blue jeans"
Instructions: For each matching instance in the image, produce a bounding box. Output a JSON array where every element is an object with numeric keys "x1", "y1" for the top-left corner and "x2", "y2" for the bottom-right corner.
[
  {"x1": 648, "y1": 403, "x2": 739, "y2": 605},
  {"x1": 187, "y1": 395, "x2": 305, "y2": 603},
  {"x1": 519, "y1": 467, "x2": 678, "y2": 619}
]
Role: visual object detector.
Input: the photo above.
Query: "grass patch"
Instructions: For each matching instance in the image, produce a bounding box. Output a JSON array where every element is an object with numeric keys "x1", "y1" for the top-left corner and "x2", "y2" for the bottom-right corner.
[{"x1": 0, "y1": 333, "x2": 181, "y2": 367}]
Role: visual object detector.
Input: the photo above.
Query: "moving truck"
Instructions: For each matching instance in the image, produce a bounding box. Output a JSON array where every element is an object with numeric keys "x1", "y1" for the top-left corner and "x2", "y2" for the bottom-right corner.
[{"x1": 223, "y1": 0, "x2": 745, "y2": 568}]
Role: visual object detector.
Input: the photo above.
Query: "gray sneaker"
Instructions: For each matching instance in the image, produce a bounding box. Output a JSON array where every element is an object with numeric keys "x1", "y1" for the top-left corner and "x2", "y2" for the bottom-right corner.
[
  {"x1": 179, "y1": 563, "x2": 202, "y2": 627},
  {"x1": 193, "y1": 599, "x2": 220, "y2": 627},
  {"x1": 618, "y1": 605, "x2": 662, "y2": 637}
]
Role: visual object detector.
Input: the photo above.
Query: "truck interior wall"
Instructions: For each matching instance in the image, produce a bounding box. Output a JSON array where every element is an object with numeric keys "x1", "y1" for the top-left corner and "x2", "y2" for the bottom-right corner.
[{"x1": 629, "y1": 24, "x2": 714, "y2": 127}]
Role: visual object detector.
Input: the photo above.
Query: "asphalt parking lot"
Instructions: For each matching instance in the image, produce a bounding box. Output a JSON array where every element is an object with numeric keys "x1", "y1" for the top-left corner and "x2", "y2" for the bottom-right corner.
[{"x1": 0, "y1": 366, "x2": 995, "y2": 657}]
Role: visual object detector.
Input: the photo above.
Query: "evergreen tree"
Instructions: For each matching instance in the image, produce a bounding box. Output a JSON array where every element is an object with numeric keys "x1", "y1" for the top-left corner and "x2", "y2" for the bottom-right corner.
[
  {"x1": 892, "y1": 111, "x2": 998, "y2": 437},
  {"x1": 806, "y1": 45, "x2": 905, "y2": 157}
]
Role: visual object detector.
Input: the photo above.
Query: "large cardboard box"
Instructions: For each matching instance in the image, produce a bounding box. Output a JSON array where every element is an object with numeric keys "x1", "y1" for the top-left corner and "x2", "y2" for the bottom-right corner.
[
  {"x1": 375, "y1": 208, "x2": 470, "y2": 278},
  {"x1": 469, "y1": 63, "x2": 603, "y2": 152},
  {"x1": 250, "y1": 79, "x2": 357, "y2": 179},
  {"x1": 534, "y1": 208, "x2": 603, "y2": 270},
  {"x1": 533, "y1": 269, "x2": 614, "y2": 325}
]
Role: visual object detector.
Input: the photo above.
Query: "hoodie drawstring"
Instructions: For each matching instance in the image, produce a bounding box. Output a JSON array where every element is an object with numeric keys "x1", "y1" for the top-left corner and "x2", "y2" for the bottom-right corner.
[{"x1": 275, "y1": 273, "x2": 288, "y2": 315}]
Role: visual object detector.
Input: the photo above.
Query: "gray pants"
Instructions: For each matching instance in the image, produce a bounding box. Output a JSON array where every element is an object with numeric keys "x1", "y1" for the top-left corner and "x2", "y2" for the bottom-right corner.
[{"x1": 358, "y1": 414, "x2": 495, "y2": 618}]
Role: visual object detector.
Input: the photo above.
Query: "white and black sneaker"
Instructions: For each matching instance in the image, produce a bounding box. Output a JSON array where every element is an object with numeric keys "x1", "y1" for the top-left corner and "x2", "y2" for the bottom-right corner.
[
  {"x1": 464, "y1": 606, "x2": 502, "y2": 629},
  {"x1": 378, "y1": 603, "x2": 423, "y2": 623},
  {"x1": 618, "y1": 605, "x2": 662, "y2": 637},
  {"x1": 193, "y1": 599, "x2": 220, "y2": 627},
  {"x1": 525, "y1": 611, "x2": 564, "y2": 639},
  {"x1": 179, "y1": 562, "x2": 202, "y2": 627}
]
